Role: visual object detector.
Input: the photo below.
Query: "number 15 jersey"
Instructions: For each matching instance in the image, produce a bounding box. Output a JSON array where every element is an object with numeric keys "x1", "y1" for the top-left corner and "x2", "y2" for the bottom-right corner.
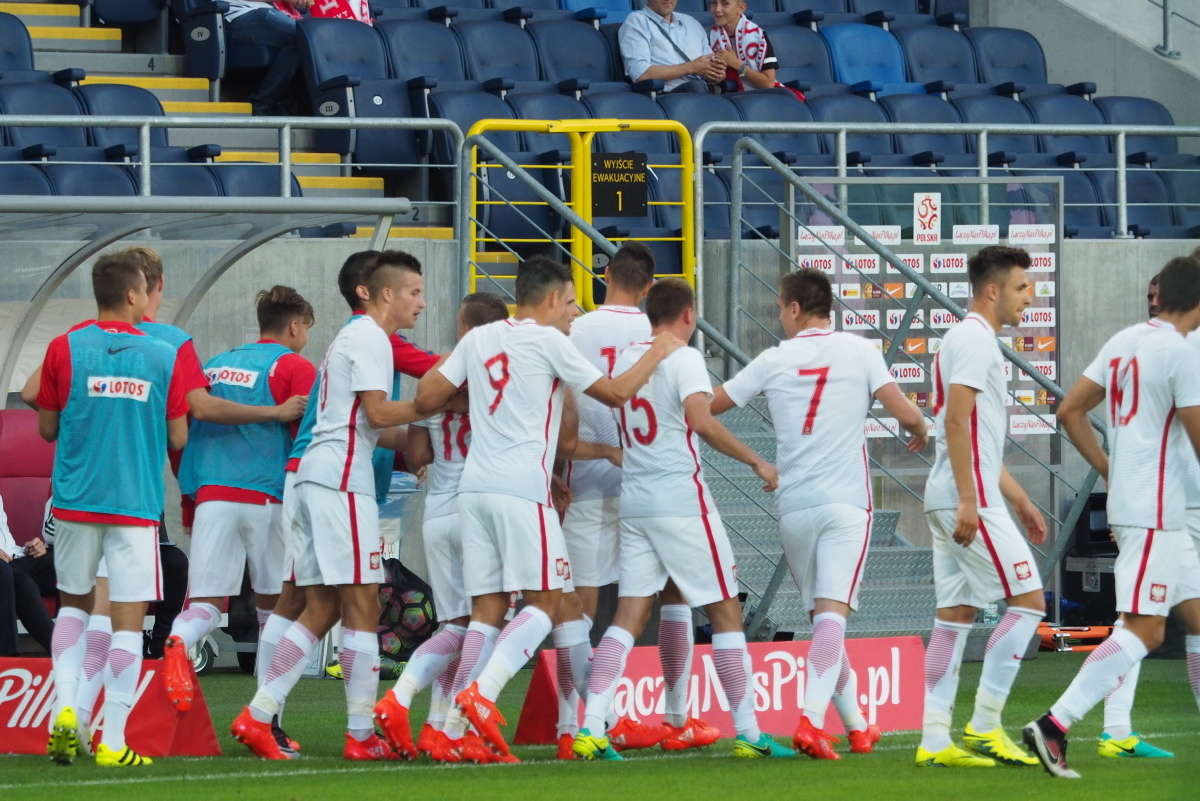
[
  {"x1": 615, "y1": 343, "x2": 715, "y2": 519},
  {"x1": 437, "y1": 318, "x2": 603, "y2": 507}
]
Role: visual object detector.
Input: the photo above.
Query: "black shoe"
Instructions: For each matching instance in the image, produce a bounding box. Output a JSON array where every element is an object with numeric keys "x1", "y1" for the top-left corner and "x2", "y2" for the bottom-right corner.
[{"x1": 1022, "y1": 715, "x2": 1081, "y2": 779}]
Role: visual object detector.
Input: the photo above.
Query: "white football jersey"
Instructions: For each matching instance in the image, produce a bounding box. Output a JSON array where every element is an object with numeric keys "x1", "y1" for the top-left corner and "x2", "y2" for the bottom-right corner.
[
  {"x1": 1083, "y1": 320, "x2": 1200, "y2": 530},
  {"x1": 298, "y1": 314, "x2": 393, "y2": 496},
  {"x1": 723, "y1": 328, "x2": 893, "y2": 514},
  {"x1": 414, "y1": 411, "x2": 470, "y2": 520},
  {"x1": 616, "y1": 344, "x2": 717, "y2": 519},
  {"x1": 568, "y1": 305, "x2": 651, "y2": 500},
  {"x1": 1185, "y1": 330, "x2": 1200, "y2": 509},
  {"x1": 924, "y1": 313, "x2": 1008, "y2": 513},
  {"x1": 438, "y1": 318, "x2": 604, "y2": 506}
]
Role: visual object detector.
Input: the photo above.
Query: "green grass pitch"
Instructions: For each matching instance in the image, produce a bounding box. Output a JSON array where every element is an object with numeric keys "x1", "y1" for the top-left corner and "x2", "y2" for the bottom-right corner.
[{"x1": 2, "y1": 652, "x2": 1194, "y2": 801}]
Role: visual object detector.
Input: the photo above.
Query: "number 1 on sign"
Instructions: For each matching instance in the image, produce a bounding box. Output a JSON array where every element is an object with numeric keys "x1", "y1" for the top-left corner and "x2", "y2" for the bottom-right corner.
[{"x1": 615, "y1": 191, "x2": 623, "y2": 212}]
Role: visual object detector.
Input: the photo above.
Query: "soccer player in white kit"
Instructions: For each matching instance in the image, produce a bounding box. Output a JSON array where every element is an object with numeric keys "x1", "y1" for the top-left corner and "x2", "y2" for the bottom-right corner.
[
  {"x1": 917, "y1": 246, "x2": 1047, "y2": 769},
  {"x1": 711, "y1": 268, "x2": 928, "y2": 759},
  {"x1": 574, "y1": 278, "x2": 795, "y2": 761},
  {"x1": 413, "y1": 256, "x2": 683, "y2": 761},
  {"x1": 1028, "y1": 255, "x2": 1200, "y2": 778},
  {"x1": 232, "y1": 252, "x2": 432, "y2": 762},
  {"x1": 373, "y1": 291, "x2": 510, "y2": 763},
  {"x1": 555, "y1": 242, "x2": 658, "y2": 756}
]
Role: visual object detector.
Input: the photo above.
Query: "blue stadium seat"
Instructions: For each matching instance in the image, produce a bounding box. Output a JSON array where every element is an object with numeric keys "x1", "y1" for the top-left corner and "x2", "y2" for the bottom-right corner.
[
  {"x1": 950, "y1": 93, "x2": 1037, "y2": 161},
  {"x1": 582, "y1": 90, "x2": 674, "y2": 156},
  {"x1": 371, "y1": 0, "x2": 436, "y2": 20},
  {"x1": 727, "y1": 89, "x2": 829, "y2": 164},
  {"x1": 75, "y1": 83, "x2": 219, "y2": 164},
  {"x1": 564, "y1": 0, "x2": 634, "y2": 23},
  {"x1": 39, "y1": 163, "x2": 139, "y2": 196},
  {"x1": 658, "y1": 165, "x2": 731, "y2": 239},
  {"x1": 210, "y1": 162, "x2": 302, "y2": 197},
  {"x1": 94, "y1": 0, "x2": 166, "y2": 25},
  {"x1": 491, "y1": 0, "x2": 576, "y2": 21},
  {"x1": 964, "y1": 26, "x2": 1094, "y2": 98},
  {"x1": 528, "y1": 19, "x2": 627, "y2": 92},
  {"x1": 892, "y1": 25, "x2": 992, "y2": 95},
  {"x1": 0, "y1": 160, "x2": 53, "y2": 196},
  {"x1": 820, "y1": 23, "x2": 924, "y2": 96},
  {"x1": 1087, "y1": 166, "x2": 1185, "y2": 238},
  {"x1": 376, "y1": 17, "x2": 475, "y2": 123},
  {"x1": 506, "y1": 92, "x2": 590, "y2": 158},
  {"x1": 850, "y1": 0, "x2": 934, "y2": 28},
  {"x1": 147, "y1": 163, "x2": 222, "y2": 197},
  {"x1": 764, "y1": 25, "x2": 848, "y2": 96},
  {"x1": 657, "y1": 92, "x2": 743, "y2": 162},
  {"x1": 171, "y1": 0, "x2": 272, "y2": 83},
  {"x1": 454, "y1": 19, "x2": 549, "y2": 91},
  {"x1": 806, "y1": 92, "x2": 891, "y2": 161},
  {"x1": 877, "y1": 92, "x2": 969, "y2": 162},
  {"x1": 0, "y1": 82, "x2": 92, "y2": 154},
  {"x1": 778, "y1": 0, "x2": 864, "y2": 27},
  {"x1": 1020, "y1": 93, "x2": 1107, "y2": 161},
  {"x1": 1094, "y1": 96, "x2": 1177, "y2": 160}
]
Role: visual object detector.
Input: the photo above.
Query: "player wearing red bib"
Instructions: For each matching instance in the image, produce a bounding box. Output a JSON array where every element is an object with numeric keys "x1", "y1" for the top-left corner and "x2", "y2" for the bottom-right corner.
[
  {"x1": 917, "y1": 246, "x2": 1046, "y2": 769},
  {"x1": 1027, "y1": 256, "x2": 1200, "y2": 778},
  {"x1": 712, "y1": 268, "x2": 927, "y2": 758}
]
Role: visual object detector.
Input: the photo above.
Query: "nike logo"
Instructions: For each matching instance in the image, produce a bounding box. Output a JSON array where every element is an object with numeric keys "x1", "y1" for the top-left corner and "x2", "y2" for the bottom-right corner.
[
  {"x1": 746, "y1": 742, "x2": 770, "y2": 756},
  {"x1": 1112, "y1": 743, "x2": 1136, "y2": 754},
  {"x1": 107, "y1": 346, "x2": 132, "y2": 355}
]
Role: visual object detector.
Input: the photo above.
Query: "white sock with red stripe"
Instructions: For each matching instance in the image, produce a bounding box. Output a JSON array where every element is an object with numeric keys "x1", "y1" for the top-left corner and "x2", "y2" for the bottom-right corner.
[
  {"x1": 50, "y1": 606, "x2": 88, "y2": 724},
  {"x1": 1049, "y1": 626, "x2": 1148, "y2": 731},
  {"x1": 832, "y1": 651, "x2": 869, "y2": 732},
  {"x1": 428, "y1": 651, "x2": 460, "y2": 730},
  {"x1": 74, "y1": 614, "x2": 112, "y2": 732},
  {"x1": 803, "y1": 612, "x2": 846, "y2": 729},
  {"x1": 340, "y1": 628, "x2": 380, "y2": 740},
  {"x1": 391, "y1": 623, "x2": 467, "y2": 707},
  {"x1": 476, "y1": 606, "x2": 552, "y2": 701},
  {"x1": 99, "y1": 630, "x2": 142, "y2": 751},
  {"x1": 250, "y1": 622, "x2": 318, "y2": 723},
  {"x1": 659, "y1": 605, "x2": 693, "y2": 728},
  {"x1": 712, "y1": 631, "x2": 761, "y2": 741},
  {"x1": 442, "y1": 621, "x2": 500, "y2": 739},
  {"x1": 1187, "y1": 635, "x2": 1200, "y2": 712},
  {"x1": 170, "y1": 602, "x2": 221, "y2": 650},
  {"x1": 256, "y1": 612, "x2": 293, "y2": 724},
  {"x1": 969, "y1": 605, "x2": 1042, "y2": 732},
  {"x1": 1102, "y1": 657, "x2": 1139, "y2": 740},
  {"x1": 919, "y1": 619, "x2": 971, "y2": 753},
  {"x1": 553, "y1": 617, "x2": 591, "y2": 737},
  {"x1": 583, "y1": 626, "x2": 634, "y2": 734}
]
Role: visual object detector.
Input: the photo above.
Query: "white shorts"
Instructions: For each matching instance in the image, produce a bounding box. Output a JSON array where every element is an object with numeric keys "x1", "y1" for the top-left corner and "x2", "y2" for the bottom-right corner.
[
  {"x1": 280, "y1": 471, "x2": 300, "y2": 584},
  {"x1": 1177, "y1": 511, "x2": 1200, "y2": 604},
  {"x1": 562, "y1": 496, "x2": 620, "y2": 588},
  {"x1": 54, "y1": 520, "x2": 161, "y2": 603},
  {"x1": 293, "y1": 482, "x2": 383, "y2": 587},
  {"x1": 928, "y1": 507, "x2": 1043, "y2": 608},
  {"x1": 1113, "y1": 526, "x2": 1187, "y2": 616},
  {"x1": 780, "y1": 504, "x2": 871, "y2": 612},
  {"x1": 423, "y1": 512, "x2": 470, "y2": 620},
  {"x1": 458, "y1": 492, "x2": 570, "y2": 596},
  {"x1": 188, "y1": 499, "x2": 285, "y2": 597},
  {"x1": 618, "y1": 514, "x2": 738, "y2": 609}
]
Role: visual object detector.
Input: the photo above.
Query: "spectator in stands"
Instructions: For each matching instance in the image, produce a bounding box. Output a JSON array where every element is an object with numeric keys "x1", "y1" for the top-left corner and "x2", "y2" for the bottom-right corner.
[
  {"x1": 223, "y1": 0, "x2": 311, "y2": 115},
  {"x1": 708, "y1": 0, "x2": 780, "y2": 92},
  {"x1": 0, "y1": 495, "x2": 53, "y2": 656},
  {"x1": 619, "y1": 0, "x2": 725, "y2": 93}
]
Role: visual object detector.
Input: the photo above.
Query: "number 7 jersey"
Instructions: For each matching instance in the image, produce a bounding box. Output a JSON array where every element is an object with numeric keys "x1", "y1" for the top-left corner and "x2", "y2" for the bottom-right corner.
[
  {"x1": 614, "y1": 343, "x2": 716, "y2": 519},
  {"x1": 1083, "y1": 319, "x2": 1200, "y2": 531}
]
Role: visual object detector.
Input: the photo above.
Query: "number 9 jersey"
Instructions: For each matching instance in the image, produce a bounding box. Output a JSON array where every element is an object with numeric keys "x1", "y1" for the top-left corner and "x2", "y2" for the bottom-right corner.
[{"x1": 614, "y1": 343, "x2": 715, "y2": 519}]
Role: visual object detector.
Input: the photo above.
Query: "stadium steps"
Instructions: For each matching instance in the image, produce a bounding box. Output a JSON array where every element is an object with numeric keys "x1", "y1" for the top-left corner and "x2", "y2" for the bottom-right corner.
[
  {"x1": 351, "y1": 225, "x2": 455, "y2": 240},
  {"x1": 215, "y1": 151, "x2": 345, "y2": 179},
  {"x1": 81, "y1": 75, "x2": 211, "y2": 104},
  {"x1": 29, "y1": 24, "x2": 119, "y2": 52},
  {"x1": 296, "y1": 175, "x2": 385, "y2": 198},
  {"x1": 37, "y1": 50, "x2": 185, "y2": 76},
  {"x1": 0, "y1": 1, "x2": 78, "y2": 27}
]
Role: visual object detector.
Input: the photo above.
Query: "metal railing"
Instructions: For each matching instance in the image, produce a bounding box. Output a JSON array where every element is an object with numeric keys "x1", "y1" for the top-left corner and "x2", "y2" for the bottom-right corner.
[{"x1": 1155, "y1": 0, "x2": 1185, "y2": 58}]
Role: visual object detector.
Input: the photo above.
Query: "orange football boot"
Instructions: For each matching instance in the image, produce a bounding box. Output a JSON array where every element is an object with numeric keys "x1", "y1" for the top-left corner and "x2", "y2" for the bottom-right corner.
[
  {"x1": 456, "y1": 682, "x2": 512, "y2": 757},
  {"x1": 660, "y1": 717, "x2": 721, "y2": 750},
  {"x1": 162, "y1": 635, "x2": 195, "y2": 711},
  {"x1": 793, "y1": 715, "x2": 840, "y2": 760},
  {"x1": 230, "y1": 707, "x2": 295, "y2": 760},
  {"x1": 373, "y1": 692, "x2": 417, "y2": 759}
]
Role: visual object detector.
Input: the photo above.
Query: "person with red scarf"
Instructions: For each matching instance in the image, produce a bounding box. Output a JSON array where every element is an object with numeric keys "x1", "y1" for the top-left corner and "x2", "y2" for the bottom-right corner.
[{"x1": 708, "y1": 0, "x2": 783, "y2": 92}]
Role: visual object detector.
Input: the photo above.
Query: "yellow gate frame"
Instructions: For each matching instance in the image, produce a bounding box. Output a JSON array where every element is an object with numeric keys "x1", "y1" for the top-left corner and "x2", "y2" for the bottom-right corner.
[{"x1": 465, "y1": 118, "x2": 695, "y2": 309}]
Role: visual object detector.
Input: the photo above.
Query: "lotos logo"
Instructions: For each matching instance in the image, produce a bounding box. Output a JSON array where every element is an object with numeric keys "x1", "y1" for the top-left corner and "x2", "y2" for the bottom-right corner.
[
  {"x1": 1020, "y1": 307, "x2": 1057, "y2": 328},
  {"x1": 1150, "y1": 583, "x2": 1167, "y2": 603},
  {"x1": 206, "y1": 367, "x2": 260, "y2": 388},
  {"x1": 1014, "y1": 561, "x2": 1032, "y2": 581},
  {"x1": 87, "y1": 376, "x2": 149, "y2": 402}
]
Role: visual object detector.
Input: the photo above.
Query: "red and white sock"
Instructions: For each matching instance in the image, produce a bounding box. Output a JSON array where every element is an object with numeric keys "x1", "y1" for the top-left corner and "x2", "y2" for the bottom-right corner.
[
  {"x1": 1050, "y1": 626, "x2": 1148, "y2": 731},
  {"x1": 583, "y1": 626, "x2": 634, "y2": 734},
  {"x1": 392, "y1": 623, "x2": 466, "y2": 707},
  {"x1": 919, "y1": 619, "x2": 971, "y2": 753},
  {"x1": 442, "y1": 621, "x2": 499, "y2": 739},
  {"x1": 340, "y1": 629, "x2": 380, "y2": 741},
  {"x1": 75, "y1": 613, "x2": 112, "y2": 732},
  {"x1": 832, "y1": 651, "x2": 869, "y2": 732},
  {"x1": 970, "y1": 605, "x2": 1042, "y2": 732},
  {"x1": 476, "y1": 606, "x2": 552, "y2": 701},
  {"x1": 1103, "y1": 657, "x2": 1139, "y2": 740},
  {"x1": 1187, "y1": 634, "x2": 1200, "y2": 712},
  {"x1": 250, "y1": 622, "x2": 318, "y2": 722},
  {"x1": 169, "y1": 602, "x2": 221, "y2": 650},
  {"x1": 428, "y1": 651, "x2": 460, "y2": 730},
  {"x1": 803, "y1": 612, "x2": 846, "y2": 729},
  {"x1": 98, "y1": 630, "x2": 142, "y2": 751},
  {"x1": 50, "y1": 606, "x2": 88, "y2": 724},
  {"x1": 658, "y1": 604, "x2": 693, "y2": 727},
  {"x1": 553, "y1": 617, "x2": 591, "y2": 737},
  {"x1": 712, "y1": 631, "x2": 760, "y2": 741}
]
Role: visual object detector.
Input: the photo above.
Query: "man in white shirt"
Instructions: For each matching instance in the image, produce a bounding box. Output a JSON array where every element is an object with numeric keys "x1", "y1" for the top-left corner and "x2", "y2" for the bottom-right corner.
[
  {"x1": 574, "y1": 278, "x2": 795, "y2": 762},
  {"x1": 233, "y1": 251, "x2": 431, "y2": 762},
  {"x1": 221, "y1": 1, "x2": 309, "y2": 115},
  {"x1": 0, "y1": 496, "x2": 53, "y2": 656},
  {"x1": 917, "y1": 245, "x2": 1047, "y2": 770},
  {"x1": 618, "y1": 0, "x2": 724, "y2": 92},
  {"x1": 413, "y1": 256, "x2": 682, "y2": 761},
  {"x1": 1029, "y1": 255, "x2": 1200, "y2": 778},
  {"x1": 712, "y1": 268, "x2": 927, "y2": 759}
]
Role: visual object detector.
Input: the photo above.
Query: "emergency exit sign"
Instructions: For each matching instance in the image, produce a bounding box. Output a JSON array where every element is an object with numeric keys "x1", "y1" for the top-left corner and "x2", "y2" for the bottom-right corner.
[{"x1": 591, "y1": 152, "x2": 647, "y2": 217}]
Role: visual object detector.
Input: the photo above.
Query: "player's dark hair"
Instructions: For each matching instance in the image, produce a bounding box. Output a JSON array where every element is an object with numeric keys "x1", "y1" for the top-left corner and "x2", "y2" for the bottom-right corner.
[
  {"x1": 337, "y1": 250, "x2": 379, "y2": 311},
  {"x1": 968, "y1": 245, "x2": 1030, "y2": 293},
  {"x1": 376, "y1": 249, "x2": 423, "y2": 275},
  {"x1": 459, "y1": 292, "x2": 509, "y2": 328},
  {"x1": 92, "y1": 250, "x2": 147, "y2": 310},
  {"x1": 1154, "y1": 256, "x2": 1200, "y2": 313},
  {"x1": 780, "y1": 268, "x2": 832, "y2": 318},
  {"x1": 124, "y1": 246, "x2": 164, "y2": 290},
  {"x1": 606, "y1": 242, "x2": 656, "y2": 292},
  {"x1": 515, "y1": 256, "x2": 572, "y2": 306},
  {"x1": 645, "y1": 277, "x2": 694, "y2": 326},
  {"x1": 257, "y1": 285, "x2": 314, "y2": 333},
  {"x1": 363, "y1": 255, "x2": 422, "y2": 300}
]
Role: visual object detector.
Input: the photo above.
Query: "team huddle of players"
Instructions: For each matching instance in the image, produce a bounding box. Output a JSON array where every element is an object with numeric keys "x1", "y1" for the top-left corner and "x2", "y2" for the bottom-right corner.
[{"x1": 30, "y1": 242, "x2": 1200, "y2": 779}]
